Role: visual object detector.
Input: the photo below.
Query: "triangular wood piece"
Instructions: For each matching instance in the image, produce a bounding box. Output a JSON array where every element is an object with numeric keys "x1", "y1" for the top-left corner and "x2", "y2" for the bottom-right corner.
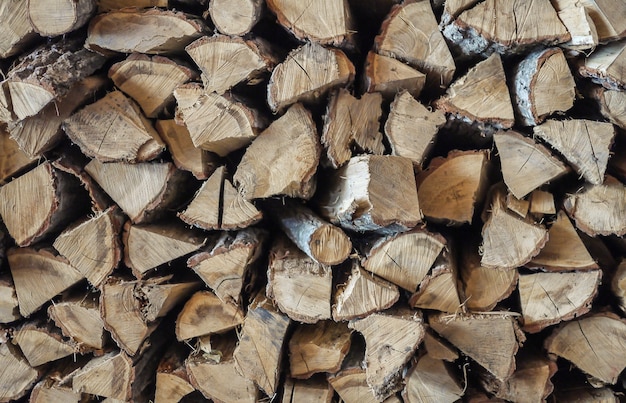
[
  {"x1": 0, "y1": 343, "x2": 40, "y2": 402},
  {"x1": 586, "y1": 85, "x2": 626, "y2": 130},
  {"x1": 402, "y1": 355, "x2": 463, "y2": 403},
  {"x1": 435, "y1": 53, "x2": 515, "y2": 129},
  {"x1": 530, "y1": 210, "x2": 598, "y2": 270},
  {"x1": 176, "y1": 290, "x2": 244, "y2": 341},
  {"x1": 155, "y1": 345, "x2": 195, "y2": 403},
  {"x1": 423, "y1": 330, "x2": 459, "y2": 362},
  {"x1": 494, "y1": 130, "x2": 568, "y2": 198},
  {"x1": 534, "y1": 119, "x2": 615, "y2": 185},
  {"x1": 0, "y1": 127, "x2": 35, "y2": 182},
  {"x1": 53, "y1": 207, "x2": 123, "y2": 287},
  {"x1": 221, "y1": 177, "x2": 263, "y2": 230},
  {"x1": 410, "y1": 267, "x2": 461, "y2": 313},
  {"x1": 48, "y1": 292, "x2": 106, "y2": 353},
  {"x1": 267, "y1": 42, "x2": 355, "y2": 112},
  {"x1": 179, "y1": 165, "x2": 224, "y2": 231},
  {"x1": 551, "y1": 0, "x2": 598, "y2": 50},
  {"x1": 333, "y1": 261, "x2": 400, "y2": 321},
  {"x1": 429, "y1": 312, "x2": 524, "y2": 381},
  {"x1": 579, "y1": 40, "x2": 626, "y2": 90},
  {"x1": 519, "y1": 270, "x2": 601, "y2": 333},
  {"x1": 349, "y1": 308, "x2": 425, "y2": 400},
  {"x1": 328, "y1": 368, "x2": 397, "y2": 403},
  {"x1": 363, "y1": 52, "x2": 426, "y2": 99},
  {"x1": 13, "y1": 322, "x2": 75, "y2": 367},
  {"x1": 529, "y1": 189, "x2": 556, "y2": 215},
  {"x1": 123, "y1": 221, "x2": 206, "y2": 278},
  {"x1": 8, "y1": 248, "x2": 84, "y2": 317},
  {"x1": 0, "y1": 0, "x2": 37, "y2": 59}
]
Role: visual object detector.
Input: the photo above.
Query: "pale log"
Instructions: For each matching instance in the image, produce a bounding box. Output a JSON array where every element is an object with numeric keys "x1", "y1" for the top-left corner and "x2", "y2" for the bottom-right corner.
[
  {"x1": 512, "y1": 47, "x2": 576, "y2": 126},
  {"x1": 154, "y1": 345, "x2": 195, "y2": 403},
  {"x1": 209, "y1": 0, "x2": 263, "y2": 36},
  {"x1": 155, "y1": 120, "x2": 215, "y2": 180},
  {"x1": 267, "y1": 235, "x2": 333, "y2": 323},
  {"x1": 12, "y1": 321, "x2": 75, "y2": 367},
  {"x1": 8, "y1": 247, "x2": 84, "y2": 317},
  {"x1": 578, "y1": 40, "x2": 626, "y2": 90},
  {"x1": 582, "y1": 0, "x2": 626, "y2": 42},
  {"x1": 384, "y1": 90, "x2": 446, "y2": 167},
  {"x1": 85, "y1": 8, "x2": 205, "y2": 55},
  {"x1": 506, "y1": 192, "x2": 530, "y2": 218},
  {"x1": 417, "y1": 150, "x2": 490, "y2": 225},
  {"x1": 402, "y1": 354, "x2": 463, "y2": 403},
  {"x1": 0, "y1": 0, "x2": 37, "y2": 59},
  {"x1": 328, "y1": 368, "x2": 401, "y2": 403},
  {"x1": 545, "y1": 313, "x2": 626, "y2": 385},
  {"x1": 48, "y1": 292, "x2": 106, "y2": 353},
  {"x1": 333, "y1": 261, "x2": 400, "y2": 321},
  {"x1": 322, "y1": 89, "x2": 384, "y2": 169},
  {"x1": 423, "y1": 330, "x2": 458, "y2": 362},
  {"x1": 0, "y1": 128, "x2": 35, "y2": 183},
  {"x1": 282, "y1": 377, "x2": 334, "y2": 403},
  {"x1": 175, "y1": 290, "x2": 244, "y2": 341},
  {"x1": 528, "y1": 189, "x2": 556, "y2": 215},
  {"x1": 533, "y1": 119, "x2": 615, "y2": 185},
  {"x1": 586, "y1": 85, "x2": 626, "y2": 130},
  {"x1": 109, "y1": 54, "x2": 195, "y2": 118},
  {"x1": 221, "y1": 174, "x2": 264, "y2": 229},
  {"x1": 123, "y1": 221, "x2": 206, "y2": 278},
  {"x1": 551, "y1": 0, "x2": 598, "y2": 50},
  {"x1": 267, "y1": 0, "x2": 355, "y2": 49},
  {"x1": 28, "y1": 0, "x2": 96, "y2": 37},
  {"x1": 494, "y1": 130, "x2": 568, "y2": 199},
  {"x1": 233, "y1": 295, "x2": 291, "y2": 396},
  {"x1": 267, "y1": 42, "x2": 355, "y2": 112},
  {"x1": 612, "y1": 260, "x2": 626, "y2": 314},
  {"x1": 0, "y1": 273, "x2": 19, "y2": 324},
  {"x1": 363, "y1": 52, "x2": 426, "y2": 99},
  {"x1": 348, "y1": 308, "x2": 425, "y2": 400},
  {"x1": 288, "y1": 321, "x2": 352, "y2": 379},
  {"x1": 234, "y1": 103, "x2": 320, "y2": 200},
  {"x1": 53, "y1": 207, "x2": 123, "y2": 287},
  {"x1": 30, "y1": 363, "x2": 85, "y2": 403},
  {"x1": 0, "y1": 342, "x2": 39, "y2": 402},
  {"x1": 409, "y1": 257, "x2": 461, "y2": 313},
  {"x1": 51, "y1": 155, "x2": 112, "y2": 212}
]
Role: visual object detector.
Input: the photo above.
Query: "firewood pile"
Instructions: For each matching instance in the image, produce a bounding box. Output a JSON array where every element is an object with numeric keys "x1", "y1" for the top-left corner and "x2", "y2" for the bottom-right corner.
[{"x1": 1, "y1": 0, "x2": 626, "y2": 401}]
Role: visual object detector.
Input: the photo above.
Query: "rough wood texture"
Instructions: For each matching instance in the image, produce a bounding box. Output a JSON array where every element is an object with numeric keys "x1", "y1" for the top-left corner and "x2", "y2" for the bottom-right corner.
[
  {"x1": 529, "y1": 190, "x2": 556, "y2": 215},
  {"x1": 328, "y1": 368, "x2": 401, "y2": 403},
  {"x1": 12, "y1": 321, "x2": 75, "y2": 367},
  {"x1": 579, "y1": 40, "x2": 626, "y2": 90},
  {"x1": 587, "y1": 85, "x2": 626, "y2": 130},
  {"x1": 175, "y1": 290, "x2": 244, "y2": 340},
  {"x1": 28, "y1": 0, "x2": 96, "y2": 37},
  {"x1": 48, "y1": 292, "x2": 106, "y2": 353},
  {"x1": 0, "y1": 342, "x2": 39, "y2": 402},
  {"x1": 403, "y1": 354, "x2": 463, "y2": 403},
  {"x1": 0, "y1": 0, "x2": 37, "y2": 59},
  {"x1": 409, "y1": 255, "x2": 461, "y2": 314},
  {"x1": 423, "y1": 330, "x2": 458, "y2": 362},
  {"x1": 0, "y1": 273, "x2": 20, "y2": 324},
  {"x1": 551, "y1": 0, "x2": 598, "y2": 50},
  {"x1": 154, "y1": 345, "x2": 194, "y2": 403},
  {"x1": 363, "y1": 52, "x2": 426, "y2": 99},
  {"x1": 209, "y1": 0, "x2": 263, "y2": 36},
  {"x1": 282, "y1": 377, "x2": 334, "y2": 403},
  {"x1": 0, "y1": 128, "x2": 35, "y2": 183}
]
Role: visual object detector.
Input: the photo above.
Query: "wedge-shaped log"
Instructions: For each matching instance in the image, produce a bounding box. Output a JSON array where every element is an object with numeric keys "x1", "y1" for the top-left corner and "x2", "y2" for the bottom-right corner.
[
  {"x1": 155, "y1": 120, "x2": 215, "y2": 180},
  {"x1": 0, "y1": 0, "x2": 37, "y2": 59},
  {"x1": 176, "y1": 290, "x2": 243, "y2": 341},
  {"x1": 402, "y1": 354, "x2": 463, "y2": 403},
  {"x1": 363, "y1": 52, "x2": 425, "y2": 99},
  {"x1": 549, "y1": 0, "x2": 598, "y2": 50},
  {"x1": 409, "y1": 253, "x2": 461, "y2": 313},
  {"x1": 154, "y1": 345, "x2": 195, "y2": 403},
  {"x1": 0, "y1": 342, "x2": 40, "y2": 402},
  {"x1": 48, "y1": 292, "x2": 106, "y2": 354},
  {"x1": 578, "y1": 40, "x2": 626, "y2": 90},
  {"x1": 328, "y1": 368, "x2": 401, "y2": 403},
  {"x1": 586, "y1": 85, "x2": 626, "y2": 130},
  {"x1": 0, "y1": 128, "x2": 35, "y2": 182},
  {"x1": 209, "y1": 0, "x2": 263, "y2": 36},
  {"x1": 0, "y1": 272, "x2": 20, "y2": 324},
  {"x1": 12, "y1": 321, "x2": 75, "y2": 367}
]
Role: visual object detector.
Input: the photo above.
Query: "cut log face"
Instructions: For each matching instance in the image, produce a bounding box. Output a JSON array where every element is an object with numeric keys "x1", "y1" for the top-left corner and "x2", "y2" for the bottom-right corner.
[
  {"x1": 283, "y1": 377, "x2": 334, "y2": 403},
  {"x1": 349, "y1": 308, "x2": 425, "y2": 400},
  {"x1": 0, "y1": 127, "x2": 35, "y2": 182},
  {"x1": 234, "y1": 103, "x2": 320, "y2": 200},
  {"x1": 402, "y1": 354, "x2": 463, "y2": 403},
  {"x1": 267, "y1": 0, "x2": 355, "y2": 48},
  {"x1": 512, "y1": 47, "x2": 575, "y2": 126},
  {"x1": 494, "y1": 130, "x2": 568, "y2": 199},
  {"x1": 267, "y1": 42, "x2": 355, "y2": 112},
  {"x1": 175, "y1": 290, "x2": 244, "y2": 340},
  {"x1": 375, "y1": 0, "x2": 456, "y2": 87},
  {"x1": 551, "y1": 0, "x2": 598, "y2": 50},
  {"x1": 267, "y1": 236, "x2": 333, "y2": 323},
  {"x1": 154, "y1": 345, "x2": 194, "y2": 403},
  {"x1": 0, "y1": 343, "x2": 39, "y2": 402},
  {"x1": 579, "y1": 40, "x2": 626, "y2": 91},
  {"x1": 8, "y1": 248, "x2": 84, "y2": 317},
  {"x1": 109, "y1": 54, "x2": 195, "y2": 118},
  {"x1": 0, "y1": 273, "x2": 20, "y2": 324},
  {"x1": 563, "y1": 176, "x2": 626, "y2": 236},
  {"x1": 584, "y1": 0, "x2": 626, "y2": 42},
  {"x1": 364, "y1": 52, "x2": 426, "y2": 99},
  {"x1": 435, "y1": 53, "x2": 515, "y2": 130},
  {"x1": 533, "y1": 119, "x2": 615, "y2": 185},
  {"x1": 519, "y1": 270, "x2": 601, "y2": 333},
  {"x1": 48, "y1": 293, "x2": 106, "y2": 353},
  {"x1": 328, "y1": 368, "x2": 382, "y2": 403},
  {"x1": 318, "y1": 154, "x2": 421, "y2": 233},
  {"x1": 417, "y1": 150, "x2": 490, "y2": 225},
  {"x1": 545, "y1": 313, "x2": 626, "y2": 385},
  {"x1": 12, "y1": 322, "x2": 76, "y2": 367},
  {"x1": 86, "y1": 8, "x2": 206, "y2": 54},
  {"x1": 410, "y1": 266, "x2": 461, "y2": 313},
  {"x1": 384, "y1": 90, "x2": 446, "y2": 167},
  {"x1": 155, "y1": 119, "x2": 214, "y2": 180},
  {"x1": 209, "y1": 0, "x2": 263, "y2": 36},
  {"x1": 221, "y1": 176, "x2": 263, "y2": 230},
  {"x1": 441, "y1": 0, "x2": 570, "y2": 57},
  {"x1": 0, "y1": 0, "x2": 37, "y2": 59},
  {"x1": 28, "y1": 0, "x2": 96, "y2": 37},
  {"x1": 529, "y1": 189, "x2": 556, "y2": 215},
  {"x1": 587, "y1": 85, "x2": 626, "y2": 130},
  {"x1": 423, "y1": 330, "x2": 459, "y2": 362},
  {"x1": 288, "y1": 321, "x2": 352, "y2": 379}
]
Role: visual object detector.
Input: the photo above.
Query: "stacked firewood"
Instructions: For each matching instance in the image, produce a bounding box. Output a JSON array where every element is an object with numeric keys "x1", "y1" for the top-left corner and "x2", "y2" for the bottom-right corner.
[{"x1": 1, "y1": 0, "x2": 626, "y2": 401}]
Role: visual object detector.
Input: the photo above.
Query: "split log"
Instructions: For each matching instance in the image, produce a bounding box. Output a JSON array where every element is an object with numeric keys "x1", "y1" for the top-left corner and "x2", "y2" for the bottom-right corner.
[
  {"x1": 176, "y1": 290, "x2": 243, "y2": 341},
  {"x1": 0, "y1": 127, "x2": 35, "y2": 182},
  {"x1": 348, "y1": 308, "x2": 425, "y2": 400},
  {"x1": 0, "y1": 273, "x2": 19, "y2": 324},
  {"x1": 288, "y1": 321, "x2": 352, "y2": 379},
  {"x1": 533, "y1": 119, "x2": 615, "y2": 185},
  {"x1": 409, "y1": 254, "x2": 461, "y2": 313},
  {"x1": 8, "y1": 247, "x2": 84, "y2": 317},
  {"x1": 402, "y1": 354, "x2": 463, "y2": 403},
  {"x1": 518, "y1": 270, "x2": 601, "y2": 333},
  {"x1": 328, "y1": 368, "x2": 401, "y2": 403},
  {"x1": 48, "y1": 292, "x2": 106, "y2": 353},
  {"x1": 28, "y1": 0, "x2": 96, "y2": 37},
  {"x1": 267, "y1": 42, "x2": 355, "y2": 112},
  {"x1": 9, "y1": 75, "x2": 108, "y2": 158},
  {"x1": 51, "y1": 155, "x2": 113, "y2": 213},
  {"x1": 586, "y1": 85, "x2": 626, "y2": 130},
  {"x1": 221, "y1": 174, "x2": 264, "y2": 229},
  {"x1": 85, "y1": 8, "x2": 206, "y2": 55},
  {"x1": 333, "y1": 261, "x2": 400, "y2": 321},
  {"x1": 4, "y1": 37, "x2": 106, "y2": 121},
  {"x1": 0, "y1": 342, "x2": 40, "y2": 402},
  {"x1": 374, "y1": 0, "x2": 456, "y2": 88},
  {"x1": 583, "y1": 0, "x2": 626, "y2": 42},
  {"x1": 84, "y1": 159, "x2": 193, "y2": 223},
  {"x1": 174, "y1": 83, "x2": 266, "y2": 156},
  {"x1": 434, "y1": 53, "x2": 515, "y2": 130},
  {"x1": 109, "y1": 54, "x2": 195, "y2": 118},
  {"x1": 233, "y1": 295, "x2": 291, "y2": 396},
  {"x1": 563, "y1": 176, "x2": 626, "y2": 236},
  {"x1": 612, "y1": 260, "x2": 626, "y2": 314},
  {"x1": 234, "y1": 103, "x2": 320, "y2": 200},
  {"x1": 53, "y1": 207, "x2": 123, "y2": 287},
  {"x1": 186, "y1": 35, "x2": 275, "y2": 95},
  {"x1": 494, "y1": 130, "x2": 568, "y2": 199},
  {"x1": 441, "y1": 0, "x2": 570, "y2": 57},
  {"x1": 187, "y1": 229, "x2": 265, "y2": 304},
  {"x1": 578, "y1": 40, "x2": 626, "y2": 90},
  {"x1": 154, "y1": 119, "x2": 215, "y2": 180},
  {"x1": 529, "y1": 210, "x2": 598, "y2": 270},
  {"x1": 0, "y1": 0, "x2": 37, "y2": 59},
  {"x1": 267, "y1": 0, "x2": 356, "y2": 49},
  {"x1": 209, "y1": 0, "x2": 263, "y2": 36},
  {"x1": 154, "y1": 345, "x2": 194, "y2": 403},
  {"x1": 384, "y1": 90, "x2": 446, "y2": 167},
  {"x1": 545, "y1": 313, "x2": 626, "y2": 385},
  {"x1": 267, "y1": 235, "x2": 333, "y2": 323},
  {"x1": 363, "y1": 52, "x2": 426, "y2": 99},
  {"x1": 30, "y1": 360, "x2": 86, "y2": 403},
  {"x1": 123, "y1": 221, "x2": 206, "y2": 278},
  {"x1": 528, "y1": 190, "x2": 556, "y2": 215},
  {"x1": 506, "y1": 192, "x2": 530, "y2": 218},
  {"x1": 429, "y1": 312, "x2": 524, "y2": 382},
  {"x1": 416, "y1": 150, "x2": 490, "y2": 225},
  {"x1": 12, "y1": 321, "x2": 75, "y2": 367},
  {"x1": 423, "y1": 330, "x2": 458, "y2": 362},
  {"x1": 282, "y1": 377, "x2": 334, "y2": 403},
  {"x1": 551, "y1": 0, "x2": 598, "y2": 50},
  {"x1": 321, "y1": 89, "x2": 384, "y2": 169},
  {"x1": 512, "y1": 47, "x2": 576, "y2": 126},
  {"x1": 317, "y1": 155, "x2": 421, "y2": 233}
]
